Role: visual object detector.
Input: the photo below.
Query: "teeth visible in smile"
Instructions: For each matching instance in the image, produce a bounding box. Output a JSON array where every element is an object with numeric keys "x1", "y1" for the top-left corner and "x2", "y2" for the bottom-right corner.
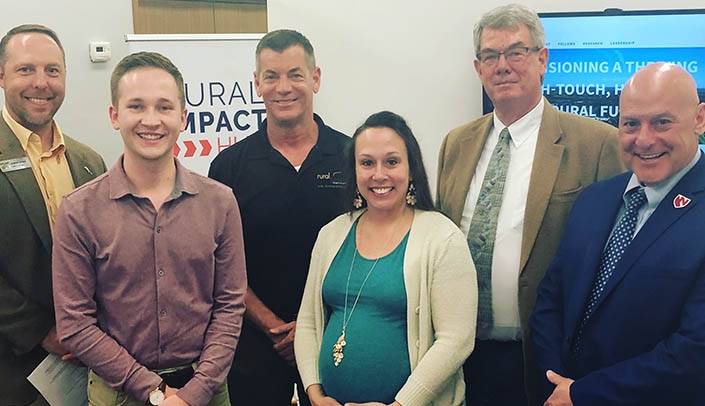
[
  {"x1": 28, "y1": 97, "x2": 49, "y2": 103},
  {"x1": 372, "y1": 187, "x2": 392, "y2": 194},
  {"x1": 139, "y1": 133, "x2": 162, "y2": 140},
  {"x1": 638, "y1": 152, "x2": 664, "y2": 159}
]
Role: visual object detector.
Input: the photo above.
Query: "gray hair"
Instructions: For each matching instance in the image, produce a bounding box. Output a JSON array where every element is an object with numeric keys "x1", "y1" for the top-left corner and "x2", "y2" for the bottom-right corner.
[{"x1": 473, "y1": 4, "x2": 545, "y2": 54}]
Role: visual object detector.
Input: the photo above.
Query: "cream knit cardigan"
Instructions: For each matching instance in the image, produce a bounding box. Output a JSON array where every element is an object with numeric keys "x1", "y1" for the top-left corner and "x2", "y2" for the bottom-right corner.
[{"x1": 295, "y1": 209, "x2": 478, "y2": 406}]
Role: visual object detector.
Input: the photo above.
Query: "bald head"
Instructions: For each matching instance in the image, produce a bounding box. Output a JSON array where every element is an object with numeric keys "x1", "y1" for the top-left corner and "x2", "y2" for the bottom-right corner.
[
  {"x1": 621, "y1": 63, "x2": 699, "y2": 108},
  {"x1": 618, "y1": 62, "x2": 705, "y2": 185}
]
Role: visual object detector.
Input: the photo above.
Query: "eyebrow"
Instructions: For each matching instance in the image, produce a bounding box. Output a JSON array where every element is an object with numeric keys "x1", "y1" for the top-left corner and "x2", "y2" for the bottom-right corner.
[
  {"x1": 480, "y1": 41, "x2": 527, "y2": 52},
  {"x1": 357, "y1": 151, "x2": 403, "y2": 157}
]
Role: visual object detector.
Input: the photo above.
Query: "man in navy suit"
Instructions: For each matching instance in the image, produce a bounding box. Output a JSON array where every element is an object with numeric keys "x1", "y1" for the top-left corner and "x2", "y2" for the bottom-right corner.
[{"x1": 531, "y1": 62, "x2": 705, "y2": 405}]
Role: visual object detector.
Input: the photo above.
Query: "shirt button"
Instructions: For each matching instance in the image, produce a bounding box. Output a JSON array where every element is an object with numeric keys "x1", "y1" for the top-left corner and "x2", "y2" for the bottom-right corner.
[
  {"x1": 158, "y1": 269, "x2": 164, "y2": 277},
  {"x1": 156, "y1": 226, "x2": 162, "y2": 233},
  {"x1": 160, "y1": 309, "x2": 167, "y2": 316}
]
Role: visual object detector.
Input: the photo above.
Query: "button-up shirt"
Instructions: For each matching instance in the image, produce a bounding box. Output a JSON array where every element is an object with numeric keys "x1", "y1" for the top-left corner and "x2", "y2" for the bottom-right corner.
[
  {"x1": 4, "y1": 108, "x2": 74, "y2": 230},
  {"x1": 52, "y1": 156, "x2": 247, "y2": 406},
  {"x1": 461, "y1": 99, "x2": 543, "y2": 341}
]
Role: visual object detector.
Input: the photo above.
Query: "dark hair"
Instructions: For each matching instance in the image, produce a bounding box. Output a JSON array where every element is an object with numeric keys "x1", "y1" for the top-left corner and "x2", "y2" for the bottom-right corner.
[
  {"x1": 256, "y1": 29, "x2": 316, "y2": 72},
  {"x1": 0, "y1": 24, "x2": 65, "y2": 66},
  {"x1": 110, "y1": 51, "x2": 185, "y2": 108},
  {"x1": 344, "y1": 111, "x2": 435, "y2": 212}
]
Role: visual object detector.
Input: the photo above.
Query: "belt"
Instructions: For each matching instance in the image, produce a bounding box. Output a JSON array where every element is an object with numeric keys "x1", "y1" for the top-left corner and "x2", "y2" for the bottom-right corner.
[{"x1": 154, "y1": 363, "x2": 196, "y2": 389}]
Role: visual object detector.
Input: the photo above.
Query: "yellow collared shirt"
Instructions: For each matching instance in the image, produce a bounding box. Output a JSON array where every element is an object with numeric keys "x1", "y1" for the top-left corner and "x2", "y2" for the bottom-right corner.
[{"x1": 4, "y1": 108, "x2": 75, "y2": 231}]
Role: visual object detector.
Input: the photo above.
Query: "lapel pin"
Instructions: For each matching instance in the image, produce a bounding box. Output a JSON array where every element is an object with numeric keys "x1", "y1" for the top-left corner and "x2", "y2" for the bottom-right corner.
[{"x1": 673, "y1": 194, "x2": 691, "y2": 209}]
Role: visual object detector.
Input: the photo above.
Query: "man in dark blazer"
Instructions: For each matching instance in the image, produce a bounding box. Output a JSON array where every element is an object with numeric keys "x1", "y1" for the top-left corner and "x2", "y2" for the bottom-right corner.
[
  {"x1": 531, "y1": 63, "x2": 705, "y2": 405},
  {"x1": 436, "y1": 5, "x2": 625, "y2": 405},
  {"x1": 0, "y1": 24, "x2": 105, "y2": 405}
]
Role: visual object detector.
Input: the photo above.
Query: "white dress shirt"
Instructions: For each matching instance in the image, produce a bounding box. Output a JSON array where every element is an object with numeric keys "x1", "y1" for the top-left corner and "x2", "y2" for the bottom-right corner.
[{"x1": 460, "y1": 99, "x2": 543, "y2": 341}]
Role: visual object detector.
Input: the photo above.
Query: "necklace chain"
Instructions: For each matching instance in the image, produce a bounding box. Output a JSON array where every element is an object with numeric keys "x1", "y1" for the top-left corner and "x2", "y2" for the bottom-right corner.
[
  {"x1": 343, "y1": 250, "x2": 380, "y2": 332},
  {"x1": 333, "y1": 212, "x2": 412, "y2": 367},
  {"x1": 333, "y1": 248, "x2": 379, "y2": 366}
]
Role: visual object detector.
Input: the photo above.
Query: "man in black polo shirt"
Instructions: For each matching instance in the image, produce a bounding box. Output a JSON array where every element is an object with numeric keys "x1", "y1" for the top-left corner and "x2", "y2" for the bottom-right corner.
[{"x1": 208, "y1": 29, "x2": 349, "y2": 406}]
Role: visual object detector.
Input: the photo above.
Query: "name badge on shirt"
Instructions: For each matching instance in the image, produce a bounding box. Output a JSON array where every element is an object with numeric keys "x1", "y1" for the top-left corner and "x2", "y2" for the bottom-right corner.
[{"x1": 0, "y1": 157, "x2": 31, "y2": 173}]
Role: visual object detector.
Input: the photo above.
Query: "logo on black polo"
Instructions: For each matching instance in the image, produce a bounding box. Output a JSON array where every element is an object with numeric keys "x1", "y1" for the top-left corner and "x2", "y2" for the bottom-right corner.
[{"x1": 316, "y1": 171, "x2": 345, "y2": 188}]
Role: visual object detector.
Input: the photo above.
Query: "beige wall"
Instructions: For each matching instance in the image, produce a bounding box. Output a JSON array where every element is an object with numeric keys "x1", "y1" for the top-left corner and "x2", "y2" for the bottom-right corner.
[{"x1": 132, "y1": 0, "x2": 267, "y2": 34}]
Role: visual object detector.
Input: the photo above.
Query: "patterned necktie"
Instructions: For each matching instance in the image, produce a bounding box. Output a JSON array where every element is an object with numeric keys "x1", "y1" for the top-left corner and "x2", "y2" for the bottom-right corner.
[
  {"x1": 467, "y1": 127, "x2": 511, "y2": 338},
  {"x1": 573, "y1": 186, "x2": 647, "y2": 355}
]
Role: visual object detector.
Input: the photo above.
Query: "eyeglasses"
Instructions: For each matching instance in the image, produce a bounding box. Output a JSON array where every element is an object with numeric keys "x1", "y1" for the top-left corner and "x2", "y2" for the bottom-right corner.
[{"x1": 476, "y1": 46, "x2": 542, "y2": 66}]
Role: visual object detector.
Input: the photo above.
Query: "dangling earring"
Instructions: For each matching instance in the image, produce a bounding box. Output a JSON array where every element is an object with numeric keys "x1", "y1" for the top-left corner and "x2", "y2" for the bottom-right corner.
[
  {"x1": 353, "y1": 189, "x2": 364, "y2": 209},
  {"x1": 406, "y1": 181, "x2": 417, "y2": 206}
]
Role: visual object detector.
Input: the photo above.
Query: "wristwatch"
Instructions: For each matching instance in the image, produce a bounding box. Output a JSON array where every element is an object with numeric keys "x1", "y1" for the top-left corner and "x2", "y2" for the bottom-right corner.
[{"x1": 148, "y1": 381, "x2": 167, "y2": 405}]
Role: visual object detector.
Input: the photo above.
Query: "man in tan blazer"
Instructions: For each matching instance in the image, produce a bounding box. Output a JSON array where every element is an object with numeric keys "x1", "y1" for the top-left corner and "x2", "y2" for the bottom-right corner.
[
  {"x1": 0, "y1": 24, "x2": 105, "y2": 405},
  {"x1": 436, "y1": 5, "x2": 624, "y2": 406}
]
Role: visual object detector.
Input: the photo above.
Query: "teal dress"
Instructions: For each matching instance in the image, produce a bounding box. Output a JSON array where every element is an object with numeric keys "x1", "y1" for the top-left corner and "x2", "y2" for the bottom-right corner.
[{"x1": 319, "y1": 220, "x2": 411, "y2": 403}]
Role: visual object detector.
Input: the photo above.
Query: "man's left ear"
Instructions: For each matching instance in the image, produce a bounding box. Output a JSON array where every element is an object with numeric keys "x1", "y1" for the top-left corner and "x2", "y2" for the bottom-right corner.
[
  {"x1": 695, "y1": 102, "x2": 705, "y2": 135},
  {"x1": 538, "y1": 47, "x2": 549, "y2": 71},
  {"x1": 312, "y1": 66, "x2": 321, "y2": 94}
]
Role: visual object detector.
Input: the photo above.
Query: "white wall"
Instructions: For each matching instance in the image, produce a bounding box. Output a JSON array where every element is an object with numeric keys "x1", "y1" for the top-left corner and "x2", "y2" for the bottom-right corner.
[
  {"x1": 267, "y1": 0, "x2": 705, "y2": 191},
  {"x1": 1, "y1": 2, "x2": 133, "y2": 167}
]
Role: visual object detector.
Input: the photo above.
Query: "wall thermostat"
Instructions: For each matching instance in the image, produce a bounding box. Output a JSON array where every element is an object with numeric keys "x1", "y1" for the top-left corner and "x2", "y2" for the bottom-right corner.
[{"x1": 89, "y1": 42, "x2": 111, "y2": 63}]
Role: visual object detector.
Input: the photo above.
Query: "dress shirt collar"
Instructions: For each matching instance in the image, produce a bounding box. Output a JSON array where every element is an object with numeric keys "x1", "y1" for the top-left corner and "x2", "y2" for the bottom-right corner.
[
  {"x1": 624, "y1": 149, "x2": 701, "y2": 209},
  {"x1": 3, "y1": 107, "x2": 65, "y2": 153},
  {"x1": 492, "y1": 97, "x2": 544, "y2": 148},
  {"x1": 108, "y1": 154, "x2": 200, "y2": 201}
]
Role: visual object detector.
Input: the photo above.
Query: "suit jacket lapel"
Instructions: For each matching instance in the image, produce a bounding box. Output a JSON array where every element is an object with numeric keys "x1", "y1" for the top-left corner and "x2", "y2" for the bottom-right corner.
[
  {"x1": 593, "y1": 155, "x2": 705, "y2": 312},
  {"x1": 521, "y1": 101, "x2": 565, "y2": 273},
  {"x1": 65, "y1": 136, "x2": 97, "y2": 186},
  {"x1": 564, "y1": 175, "x2": 630, "y2": 332},
  {"x1": 0, "y1": 117, "x2": 52, "y2": 253},
  {"x1": 446, "y1": 115, "x2": 493, "y2": 225}
]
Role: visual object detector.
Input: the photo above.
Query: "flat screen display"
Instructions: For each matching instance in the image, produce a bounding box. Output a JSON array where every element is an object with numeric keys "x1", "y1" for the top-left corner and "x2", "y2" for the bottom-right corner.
[{"x1": 482, "y1": 8, "x2": 705, "y2": 130}]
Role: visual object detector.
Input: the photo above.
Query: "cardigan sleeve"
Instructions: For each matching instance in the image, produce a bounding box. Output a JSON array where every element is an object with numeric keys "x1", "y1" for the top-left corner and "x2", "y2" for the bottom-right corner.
[
  {"x1": 295, "y1": 213, "x2": 357, "y2": 392},
  {"x1": 396, "y1": 213, "x2": 478, "y2": 406},
  {"x1": 294, "y1": 231, "x2": 326, "y2": 390}
]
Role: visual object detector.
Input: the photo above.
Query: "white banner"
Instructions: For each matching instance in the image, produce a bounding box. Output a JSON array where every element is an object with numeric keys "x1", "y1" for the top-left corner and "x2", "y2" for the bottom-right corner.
[{"x1": 126, "y1": 33, "x2": 265, "y2": 175}]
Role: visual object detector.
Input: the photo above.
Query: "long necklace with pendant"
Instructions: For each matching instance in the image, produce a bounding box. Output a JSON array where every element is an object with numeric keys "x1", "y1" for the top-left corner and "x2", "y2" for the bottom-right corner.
[{"x1": 333, "y1": 249, "x2": 379, "y2": 367}]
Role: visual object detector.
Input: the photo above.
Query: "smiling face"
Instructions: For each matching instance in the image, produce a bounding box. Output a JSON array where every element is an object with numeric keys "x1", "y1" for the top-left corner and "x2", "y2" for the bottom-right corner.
[
  {"x1": 619, "y1": 63, "x2": 705, "y2": 186},
  {"x1": 473, "y1": 23, "x2": 547, "y2": 120},
  {"x1": 254, "y1": 45, "x2": 320, "y2": 128},
  {"x1": 354, "y1": 126, "x2": 411, "y2": 215},
  {"x1": 0, "y1": 32, "x2": 65, "y2": 136},
  {"x1": 109, "y1": 67, "x2": 187, "y2": 165}
]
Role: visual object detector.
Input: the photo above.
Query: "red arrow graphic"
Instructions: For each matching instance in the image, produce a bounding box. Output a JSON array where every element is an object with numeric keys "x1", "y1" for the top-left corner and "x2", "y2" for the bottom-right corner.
[
  {"x1": 173, "y1": 143, "x2": 181, "y2": 157},
  {"x1": 200, "y1": 140, "x2": 212, "y2": 156},
  {"x1": 183, "y1": 140, "x2": 197, "y2": 158}
]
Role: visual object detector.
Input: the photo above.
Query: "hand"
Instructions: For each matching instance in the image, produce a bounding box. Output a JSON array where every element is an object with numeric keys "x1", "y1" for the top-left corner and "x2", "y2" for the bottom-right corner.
[
  {"x1": 60, "y1": 352, "x2": 85, "y2": 367},
  {"x1": 41, "y1": 326, "x2": 69, "y2": 356},
  {"x1": 162, "y1": 393, "x2": 189, "y2": 406},
  {"x1": 544, "y1": 370, "x2": 574, "y2": 406},
  {"x1": 162, "y1": 386, "x2": 189, "y2": 406},
  {"x1": 307, "y1": 384, "x2": 342, "y2": 406},
  {"x1": 164, "y1": 385, "x2": 179, "y2": 398},
  {"x1": 270, "y1": 321, "x2": 296, "y2": 366},
  {"x1": 312, "y1": 397, "x2": 342, "y2": 406},
  {"x1": 344, "y1": 402, "x2": 401, "y2": 406}
]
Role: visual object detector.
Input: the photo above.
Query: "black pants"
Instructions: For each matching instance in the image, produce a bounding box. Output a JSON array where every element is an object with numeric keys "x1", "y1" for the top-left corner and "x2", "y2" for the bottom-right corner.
[
  {"x1": 464, "y1": 339, "x2": 528, "y2": 406},
  {"x1": 228, "y1": 325, "x2": 310, "y2": 406},
  {"x1": 228, "y1": 365, "x2": 309, "y2": 406}
]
